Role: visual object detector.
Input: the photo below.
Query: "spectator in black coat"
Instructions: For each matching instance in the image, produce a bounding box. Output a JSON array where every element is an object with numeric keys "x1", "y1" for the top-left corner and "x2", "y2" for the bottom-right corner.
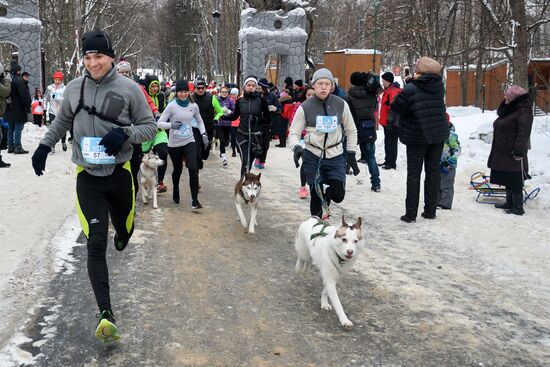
[
  {"x1": 5, "y1": 61, "x2": 32, "y2": 154},
  {"x1": 390, "y1": 57, "x2": 449, "y2": 222},
  {"x1": 488, "y1": 85, "x2": 533, "y2": 216}
]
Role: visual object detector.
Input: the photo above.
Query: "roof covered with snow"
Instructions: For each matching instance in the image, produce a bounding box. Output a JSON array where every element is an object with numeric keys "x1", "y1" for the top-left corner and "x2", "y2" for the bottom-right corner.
[{"x1": 325, "y1": 49, "x2": 382, "y2": 55}]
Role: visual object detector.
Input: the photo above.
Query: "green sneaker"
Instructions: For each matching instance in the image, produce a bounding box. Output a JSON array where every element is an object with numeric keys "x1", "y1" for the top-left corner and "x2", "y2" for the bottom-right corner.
[
  {"x1": 95, "y1": 310, "x2": 120, "y2": 343},
  {"x1": 114, "y1": 233, "x2": 129, "y2": 252}
]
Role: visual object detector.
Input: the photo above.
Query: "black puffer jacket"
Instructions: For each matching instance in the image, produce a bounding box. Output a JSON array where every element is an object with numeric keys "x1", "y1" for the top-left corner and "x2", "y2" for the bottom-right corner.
[
  {"x1": 488, "y1": 93, "x2": 533, "y2": 173},
  {"x1": 5, "y1": 72, "x2": 31, "y2": 124},
  {"x1": 390, "y1": 74, "x2": 448, "y2": 145},
  {"x1": 347, "y1": 86, "x2": 378, "y2": 123}
]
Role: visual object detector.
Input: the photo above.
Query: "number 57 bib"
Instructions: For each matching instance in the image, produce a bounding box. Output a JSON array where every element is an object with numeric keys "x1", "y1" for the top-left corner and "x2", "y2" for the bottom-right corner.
[
  {"x1": 81, "y1": 137, "x2": 116, "y2": 165},
  {"x1": 316, "y1": 115, "x2": 338, "y2": 133}
]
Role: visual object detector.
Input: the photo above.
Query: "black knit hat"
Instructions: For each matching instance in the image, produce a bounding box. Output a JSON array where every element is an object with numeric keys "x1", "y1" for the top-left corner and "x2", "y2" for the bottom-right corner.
[
  {"x1": 381, "y1": 72, "x2": 394, "y2": 83},
  {"x1": 10, "y1": 60, "x2": 21, "y2": 74},
  {"x1": 176, "y1": 80, "x2": 190, "y2": 92},
  {"x1": 284, "y1": 76, "x2": 293, "y2": 88},
  {"x1": 82, "y1": 30, "x2": 115, "y2": 58},
  {"x1": 195, "y1": 79, "x2": 206, "y2": 87},
  {"x1": 350, "y1": 71, "x2": 365, "y2": 86},
  {"x1": 258, "y1": 78, "x2": 269, "y2": 88},
  {"x1": 294, "y1": 79, "x2": 304, "y2": 88}
]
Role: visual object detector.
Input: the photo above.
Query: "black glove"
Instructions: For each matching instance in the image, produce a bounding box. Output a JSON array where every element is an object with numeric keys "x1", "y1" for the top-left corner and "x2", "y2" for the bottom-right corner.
[
  {"x1": 202, "y1": 133, "x2": 210, "y2": 148},
  {"x1": 99, "y1": 128, "x2": 128, "y2": 156},
  {"x1": 32, "y1": 144, "x2": 51, "y2": 176},
  {"x1": 347, "y1": 151, "x2": 360, "y2": 176},
  {"x1": 293, "y1": 145, "x2": 303, "y2": 168},
  {"x1": 171, "y1": 122, "x2": 183, "y2": 130},
  {"x1": 512, "y1": 151, "x2": 524, "y2": 161}
]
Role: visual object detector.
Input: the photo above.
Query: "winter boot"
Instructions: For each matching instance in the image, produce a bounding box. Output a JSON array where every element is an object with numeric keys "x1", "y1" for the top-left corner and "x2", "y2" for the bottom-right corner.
[
  {"x1": 504, "y1": 191, "x2": 525, "y2": 216},
  {"x1": 495, "y1": 188, "x2": 512, "y2": 209},
  {"x1": 7, "y1": 146, "x2": 14, "y2": 154},
  {"x1": 0, "y1": 155, "x2": 11, "y2": 168}
]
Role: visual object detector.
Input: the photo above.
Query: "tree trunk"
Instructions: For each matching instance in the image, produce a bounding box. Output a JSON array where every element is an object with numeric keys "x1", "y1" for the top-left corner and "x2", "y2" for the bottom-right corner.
[{"x1": 511, "y1": 0, "x2": 529, "y2": 89}]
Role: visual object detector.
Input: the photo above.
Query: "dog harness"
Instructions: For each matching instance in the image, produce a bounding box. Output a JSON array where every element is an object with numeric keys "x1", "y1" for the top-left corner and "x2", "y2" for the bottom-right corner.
[{"x1": 310, "y1": 218, "x2": 330, "y2": 240}]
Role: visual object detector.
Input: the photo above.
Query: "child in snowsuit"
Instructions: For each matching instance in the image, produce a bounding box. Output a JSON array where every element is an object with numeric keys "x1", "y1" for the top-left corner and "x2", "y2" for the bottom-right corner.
[{"x1": 438, "y1": 120, "x2": 461, "y2": 209}]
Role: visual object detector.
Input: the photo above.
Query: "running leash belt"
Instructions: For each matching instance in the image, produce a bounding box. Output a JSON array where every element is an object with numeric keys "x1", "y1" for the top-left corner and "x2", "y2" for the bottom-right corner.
[{"x1": 74, "y1": 75, "x2": 130, "y2": 127}]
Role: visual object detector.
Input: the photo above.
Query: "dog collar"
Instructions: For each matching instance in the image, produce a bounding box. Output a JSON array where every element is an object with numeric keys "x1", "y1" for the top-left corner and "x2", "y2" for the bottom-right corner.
[{"x1": 334, "y1": 251, "x2": 347, "y2": 266}]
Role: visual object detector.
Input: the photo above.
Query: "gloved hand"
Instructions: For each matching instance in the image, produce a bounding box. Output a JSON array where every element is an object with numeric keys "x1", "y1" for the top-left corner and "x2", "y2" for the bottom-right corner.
[
  {"x1": 171, "y1": 122, "x2": 183, "y2": 130},
  {"x1": 293, "y1": 145, "x2": 303, "y2": 168},
  {"x1": 201, "y1": 133, "x2": 209, "y2": 148},
  {"x1": 346, "y1": 151, "x2": 360, "y2": 176},
  {"x1": 512, "y1": 152, "x2": 524, "y2": 161},
  {"x1": 32, "y1": 144, "x2": 51, "y2": 176},
  {"x1": 222, "y1": 106, "x2": 231, "y2": 115},
  {"x1": 268, "y1": 105, "x2": 277, "y2": 112},
  {"x1": 99, "y1": 127, "x2": 128, "y2": 156},
  {"x1": 154, "y1": 111, "x2": 161, "y2": 121},
  {"x1": 440, "y1": 161, "x2": 451, "y2": 174},
  {"x1": 214, "y1": 119, "x2": 219, "y2": 126}
]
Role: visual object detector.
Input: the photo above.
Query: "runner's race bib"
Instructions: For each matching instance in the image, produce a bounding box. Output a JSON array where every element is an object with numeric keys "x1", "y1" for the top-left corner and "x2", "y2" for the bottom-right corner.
[
  {"x1": 316, "y1": 115, "x2": 338, "y2": 133},
  {"x1": 173, "y1": 124, "x2": 193, "y2": 139},
  {"x1": 81, "y1": 137, "x2": 115, "y2": 165}
]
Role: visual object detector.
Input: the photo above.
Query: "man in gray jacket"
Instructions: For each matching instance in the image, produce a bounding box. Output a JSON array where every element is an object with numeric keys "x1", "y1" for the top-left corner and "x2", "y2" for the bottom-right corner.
[
  {"x1": 288, "y1": 68, "x2": 359, "y2": 218},
  {"x1": 31, "y1": 30, "x2": 156, "y2": 343}
]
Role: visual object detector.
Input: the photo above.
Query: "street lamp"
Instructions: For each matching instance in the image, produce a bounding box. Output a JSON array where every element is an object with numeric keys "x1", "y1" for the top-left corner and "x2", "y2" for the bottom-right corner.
[
  {"x1": 212, "y1": 0, "x2": 221, "y2": 76},
  {"x1": 372, "y1": 0, "x2": 381, "y2": 73}
]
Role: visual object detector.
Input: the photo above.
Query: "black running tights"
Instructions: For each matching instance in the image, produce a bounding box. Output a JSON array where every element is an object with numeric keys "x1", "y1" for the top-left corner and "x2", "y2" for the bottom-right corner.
[
  {"x1": 309, "y1": 179, "x2": 345, "y2": 217},
  {"x1": 76, "y1": 162, "x2": 135, "y2": 313},
  {"x1": 168, "y1": 143, "x2": 199, "y2": 201}
]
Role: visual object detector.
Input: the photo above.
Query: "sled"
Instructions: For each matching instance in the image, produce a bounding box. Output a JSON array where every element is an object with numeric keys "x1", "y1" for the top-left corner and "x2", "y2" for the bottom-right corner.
[{"x1": 469, "y1": 171, "x2": 541, "y2": 204}]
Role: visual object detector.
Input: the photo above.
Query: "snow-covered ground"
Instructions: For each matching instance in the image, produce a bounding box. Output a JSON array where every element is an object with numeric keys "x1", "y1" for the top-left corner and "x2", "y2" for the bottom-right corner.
[{"x1": 0, "y1": 107, "x2": 549, "y2": 364}]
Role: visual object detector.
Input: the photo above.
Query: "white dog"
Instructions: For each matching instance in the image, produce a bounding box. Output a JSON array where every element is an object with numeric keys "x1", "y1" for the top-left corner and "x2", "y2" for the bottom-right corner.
[
  {"x1": 295, "y1": 215, "x2": 364, "y2": 328},
  {"x1": 138, "y1": 152, "x2": 164, "y2": 209},
  {"x1": 234, "y1": 172, "x2": 261, "y2": 234}
]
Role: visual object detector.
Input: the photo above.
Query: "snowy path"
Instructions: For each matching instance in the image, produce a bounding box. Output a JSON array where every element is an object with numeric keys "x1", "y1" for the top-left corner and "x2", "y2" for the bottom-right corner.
[{"x1": 0, "y1": 109, "x2": 549, "y2": 365}]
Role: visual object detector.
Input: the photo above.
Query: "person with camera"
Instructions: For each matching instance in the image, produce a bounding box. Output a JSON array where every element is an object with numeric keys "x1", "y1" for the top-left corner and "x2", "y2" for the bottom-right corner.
[
  {"x1": 45, "y1": 70, "x2": 68, "y2": 151},
  {"x1": 0, "y1": 61, "x2": 12, "y2": 167},
  {"x1": 390, "y1": 57, "x2": 449, "y2": 223},
  {"x1": 288, "y1": 68, "x2": 359, "y2": 218},
  {"x1": 347, "y1": 71, "x2": 381, "y2": 192}
]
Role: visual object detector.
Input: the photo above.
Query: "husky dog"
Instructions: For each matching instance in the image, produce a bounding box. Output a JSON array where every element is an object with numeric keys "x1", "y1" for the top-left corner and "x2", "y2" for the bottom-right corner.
[
  {"x1": 295, "y1": 215, "x2": 364, "y2": 328},
  {"x1": 138, "y1": 152, "x2": 165, "y2": 209},
  {"x1": 234, "y1": 172, "x2": 262, "y2": 234}
]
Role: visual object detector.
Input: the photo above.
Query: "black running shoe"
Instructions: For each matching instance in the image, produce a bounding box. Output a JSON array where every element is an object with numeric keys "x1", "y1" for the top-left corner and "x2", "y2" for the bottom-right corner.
[
  {"x1": 114, "y1": 233, "x2": 129, "y2": 251},
  {"x1": 192, "y1": 200, "x2": 202, "y2": 209},
  {"x1": 173, "y1": 189, "x2": 180, "y2": 204}
]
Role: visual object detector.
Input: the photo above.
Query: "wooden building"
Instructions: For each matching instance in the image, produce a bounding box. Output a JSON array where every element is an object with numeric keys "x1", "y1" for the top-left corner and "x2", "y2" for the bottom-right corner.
[
  {"x1": 446, "y1": 60, "x2": 508, "y2": 111},
  {"x1": 529, "y1": 59, "x2": 550, "y2": 113},
  {"x1": 446, "y1": 59, "x2": 550, "y2": 112},
  {"x1": 323, "y1": 49, "x2": 382, "y2": 91}
]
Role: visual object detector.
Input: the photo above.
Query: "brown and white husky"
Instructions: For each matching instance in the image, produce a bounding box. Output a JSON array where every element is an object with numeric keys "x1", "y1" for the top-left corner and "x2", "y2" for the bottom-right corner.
[
  {"x1": 234, "y1": 172, "x2": 262, "y2": 234},
  {"x1": 295, "y1": 215, "x2": 364, "y2": 328}
]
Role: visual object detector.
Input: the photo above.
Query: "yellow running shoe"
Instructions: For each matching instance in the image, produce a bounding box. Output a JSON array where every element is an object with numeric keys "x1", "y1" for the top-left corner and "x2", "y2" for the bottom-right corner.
[{"x1": 95, "y1": 310, "x2": 120, "y2": 343}]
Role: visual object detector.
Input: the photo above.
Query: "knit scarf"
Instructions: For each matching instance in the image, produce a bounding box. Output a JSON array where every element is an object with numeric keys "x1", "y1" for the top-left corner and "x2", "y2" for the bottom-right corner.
[{"x1": 176, "y1": 98, "x2": 189, "y2": 108}]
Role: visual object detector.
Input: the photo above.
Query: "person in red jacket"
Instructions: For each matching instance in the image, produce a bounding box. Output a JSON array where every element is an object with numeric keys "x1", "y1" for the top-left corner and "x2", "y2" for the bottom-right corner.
[{"x1": 378, "y1": 72, "x2": 401, "y2": 170}]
